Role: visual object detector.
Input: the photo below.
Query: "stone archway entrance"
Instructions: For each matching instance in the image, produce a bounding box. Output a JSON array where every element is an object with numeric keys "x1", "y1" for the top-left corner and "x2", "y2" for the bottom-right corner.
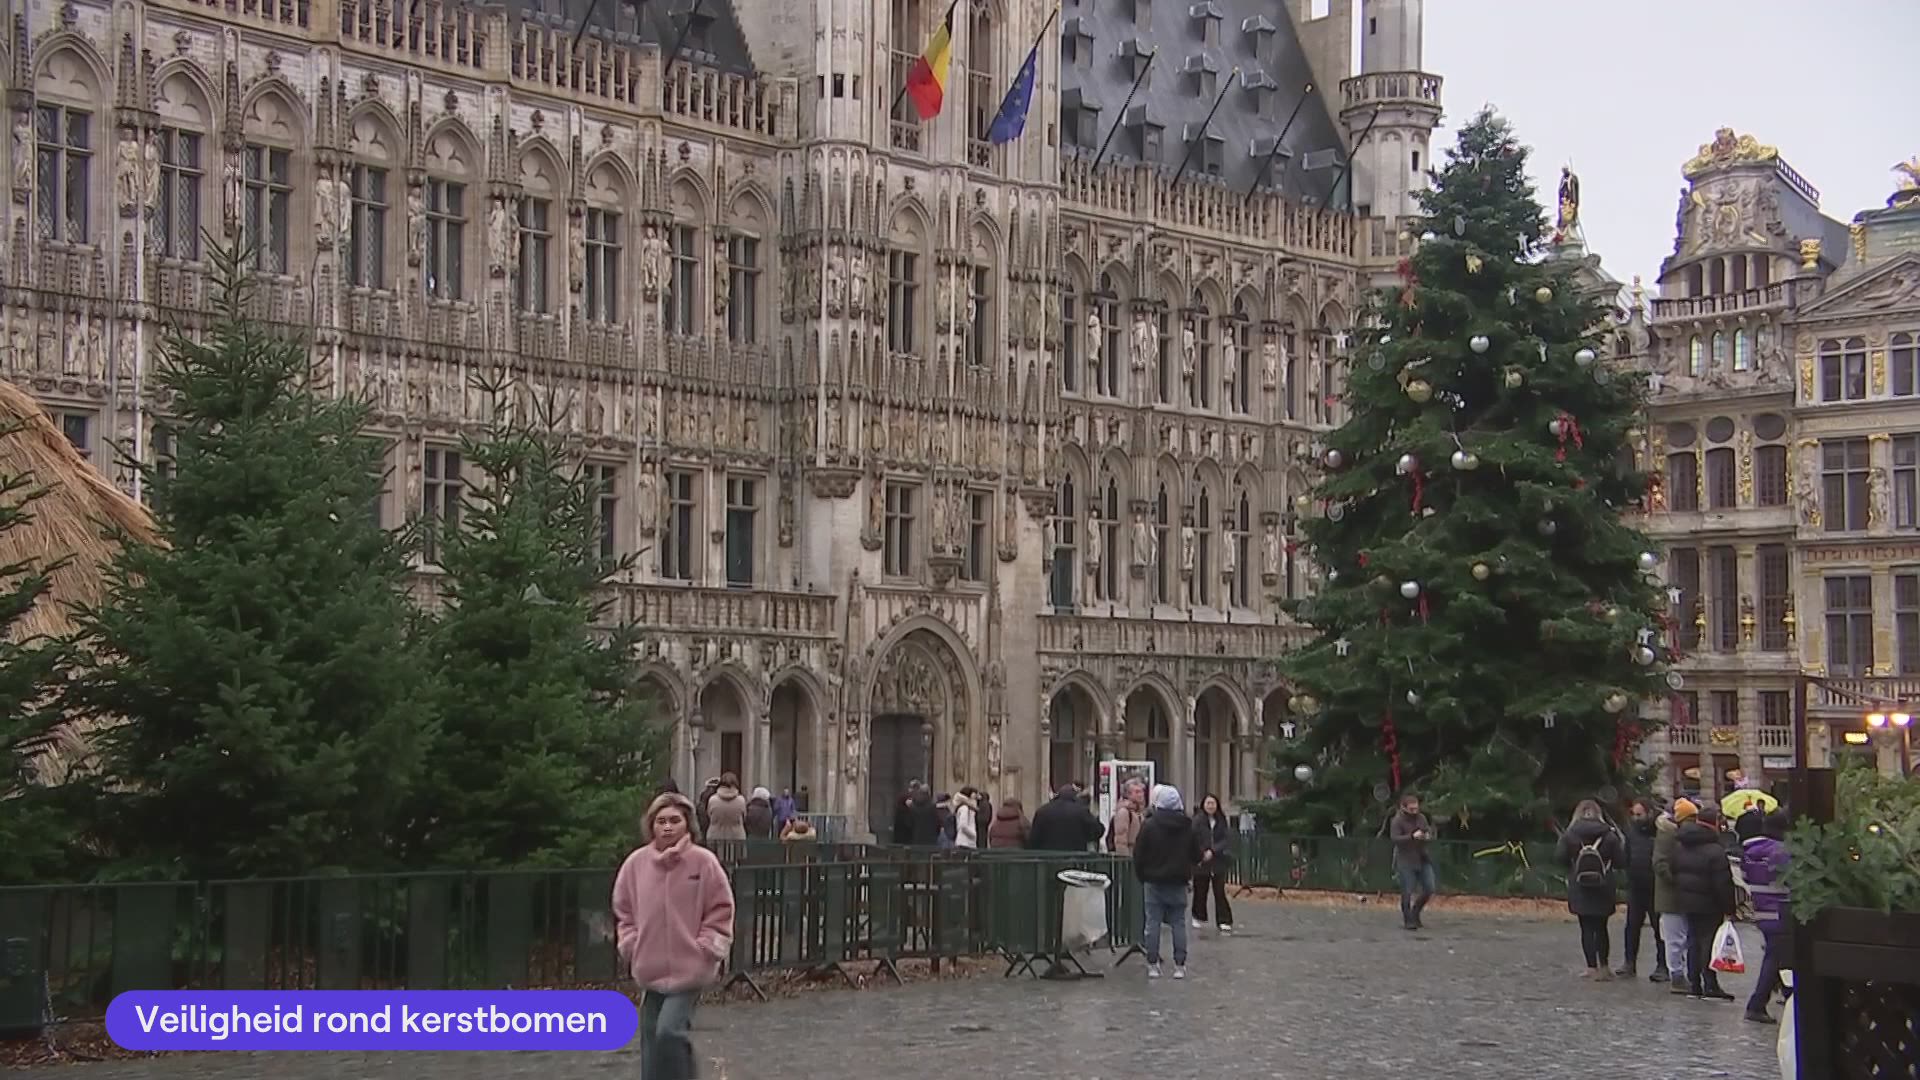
[{"x1": 864, "y1": 628, "x2": 970, "y2": 839}]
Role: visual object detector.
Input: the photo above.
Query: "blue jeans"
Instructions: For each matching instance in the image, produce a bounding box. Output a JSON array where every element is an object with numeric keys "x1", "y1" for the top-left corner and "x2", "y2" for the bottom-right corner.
[
  {"x1": 1397, "y1": 862, "x2": 1436, "y2": 926},
  {"x1": 1142, "y1": 881, "x2": 1189, "y2": 966},
  {"x1": 639, "y1": 989, "x2": 700, "y2": 1079}
]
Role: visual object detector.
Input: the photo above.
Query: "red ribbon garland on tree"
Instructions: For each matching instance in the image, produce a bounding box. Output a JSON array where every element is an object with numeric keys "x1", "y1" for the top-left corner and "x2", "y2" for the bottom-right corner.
[
  {"x1": 1611, "y1": 720, "x2": 1644, "y2": 769},
  {"x1": 1415, "y1": 594, "x2": 1430, "y2": 623},
  {"x1": 1553, "y1": 412, "x2": 1585, "y2": 462},
  {"x1": 1409, "y1": 469, "x2": 1425, "y2": 515},
  {"x1": 1382, "y1": 708, "x2": 1402, "y2": 792}
]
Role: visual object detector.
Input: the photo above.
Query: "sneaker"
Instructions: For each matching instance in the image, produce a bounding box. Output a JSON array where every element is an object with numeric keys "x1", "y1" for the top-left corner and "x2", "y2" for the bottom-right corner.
[
  {"x1": 1649, "y1": 969, "x2": 1670, "y2": 984},
  {"x1": 1613, "y1": 964, "x2": 1636, "y2": 978},
  {"x1": 1173, "y1": 965, "x2": 1186, "y2": 980},
  {"x1": 1704, "y1": 988, "x2": 1735, "y2": 1002},
  {"x1": 1218, "y1": 924, "x2": 1233, "y2": 934},
  {"x1": 1146, "y1": 963, "x2": 1162, "y2": 979},
  {"x1": 1596, "y1": 968, "x2": 1615, "y2": 982},
  {"x1": 1744, "y1": 1010, "x2": 1776, "y2": 1025},
  {"x1": 1669, "y1": 984, "x2": 1692, "y2": 996},
  {"x1": 1191, "y1": 918, "x2": 1206, "y2": 929}
]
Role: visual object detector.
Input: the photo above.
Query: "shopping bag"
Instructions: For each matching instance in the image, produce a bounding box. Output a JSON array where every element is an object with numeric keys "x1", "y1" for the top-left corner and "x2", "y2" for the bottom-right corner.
[
  {"x1": 1711, "y1": 919, "x2": 1747, "y2": 974},
  {"x1": 1776, "y1": 971, "x2": 1797, "y2": 1080}
]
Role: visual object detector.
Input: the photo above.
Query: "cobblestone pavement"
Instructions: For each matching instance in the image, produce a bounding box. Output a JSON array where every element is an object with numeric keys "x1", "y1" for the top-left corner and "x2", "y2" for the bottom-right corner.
[{"x1": 23, "y1": 901, "x2": 1783, "y2": 1079}]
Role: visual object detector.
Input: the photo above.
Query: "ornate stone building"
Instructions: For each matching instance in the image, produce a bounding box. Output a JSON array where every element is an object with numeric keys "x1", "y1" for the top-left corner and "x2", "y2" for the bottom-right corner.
[
  {"x1": 2, "y1": 0, "x2": 1435, "y2": 835},
  {"x1": 1635, "y1": 130, "x2": 1920, "y2": 795}
]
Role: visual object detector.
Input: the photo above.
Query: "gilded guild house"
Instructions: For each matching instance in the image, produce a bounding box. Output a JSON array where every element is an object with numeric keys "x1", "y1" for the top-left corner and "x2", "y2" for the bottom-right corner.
[{"x1": 2, "y1": 0, "x2": 1441, "y2": 836}]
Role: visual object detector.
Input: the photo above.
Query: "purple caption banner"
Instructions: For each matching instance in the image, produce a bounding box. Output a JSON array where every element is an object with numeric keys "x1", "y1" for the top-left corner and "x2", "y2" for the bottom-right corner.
[{"x1": 106, "y1": 990, "x2": 638, "y2": 1052}]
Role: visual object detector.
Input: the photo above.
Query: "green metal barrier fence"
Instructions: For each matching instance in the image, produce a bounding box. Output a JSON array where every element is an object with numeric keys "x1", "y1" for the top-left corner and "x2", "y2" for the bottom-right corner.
[
  {"x1": 0, "y1": 849, "x2": 1142, "y2": 1025},
  {"x1": 1222, "y1": 836, "x2": 1568, "y2": 898}
]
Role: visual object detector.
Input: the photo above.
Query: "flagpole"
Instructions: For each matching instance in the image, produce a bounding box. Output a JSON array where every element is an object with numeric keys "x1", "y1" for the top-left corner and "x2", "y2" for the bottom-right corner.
[
  {"x1": 1322, "y1": 104, "x2": 1383, "y2": 210},
  {"x1": 1244, "y1": 82, "x2": 1312, "y2": 208},
  {"x1": 1170, "y1": 69, "x2": 1238, "y2": 190},
  {"x1": 892, "y1": 0, "x2": 964, "y2": 118},
  {"x1": 1087, "y1": 48, "x2": 1157, "y2": 173}
]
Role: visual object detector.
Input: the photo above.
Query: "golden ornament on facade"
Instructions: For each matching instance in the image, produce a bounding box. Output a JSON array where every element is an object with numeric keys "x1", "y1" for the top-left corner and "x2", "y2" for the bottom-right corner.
[
  {"x1": 1781, "y1": 600, "x2": 1796, "y2": 642},
  {"x1": 1851, "y1": 221, "x2": 1869, "y2": 263},
  {"x1": 1737, "y1": 429, "x2": 1754, "y2": 503},
  {"x1": 1798, "y1": 238, "x2": 1821, "y2": 270},
  {"x1": 1682, "y1": 128, "x2": 1780, "y2": 179},
  {"x1": 1893, "y1": 156, "x2": 1920, "y2": 210},
  {"x1": 1694, "y1": 447, "x2": 1706, "y2": 509},
  {"x1": 1871, "y1": 349, "x2": 1888, "y2": 395},
  {"x1": 1739, "y1": 597, "x2": 1756, "y2": 643},
  {"x1": 1799, "y1": 350, "x2": 1816, "y2": 401}
]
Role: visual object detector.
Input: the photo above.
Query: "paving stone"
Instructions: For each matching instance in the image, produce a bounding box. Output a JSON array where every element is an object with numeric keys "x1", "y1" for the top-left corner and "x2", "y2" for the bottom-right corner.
[{"x1": 21, "y1": 902, "x2": 1784, "y2": 1079}]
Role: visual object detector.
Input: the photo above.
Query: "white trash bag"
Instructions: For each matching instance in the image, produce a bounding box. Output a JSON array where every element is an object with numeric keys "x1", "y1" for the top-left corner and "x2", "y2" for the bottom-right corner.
[
  {"x1": 1057, "y1": 869, "x2": 1111, "y2": 950},
  {"x1": 1777, "y1": 970, "x2": 1797, "y2": 1080}
]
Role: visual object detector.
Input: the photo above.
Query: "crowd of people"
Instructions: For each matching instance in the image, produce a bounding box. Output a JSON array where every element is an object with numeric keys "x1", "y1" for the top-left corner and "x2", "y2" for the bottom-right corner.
[{"x1": 1388, "y1": 788, "x2": 1794, "y2": 1024}]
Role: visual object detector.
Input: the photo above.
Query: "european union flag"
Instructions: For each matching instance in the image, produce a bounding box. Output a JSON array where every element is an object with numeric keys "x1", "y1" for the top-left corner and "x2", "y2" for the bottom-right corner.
[{"x1": 986, "y1": 44, "x2": 1039, "y2": 145}]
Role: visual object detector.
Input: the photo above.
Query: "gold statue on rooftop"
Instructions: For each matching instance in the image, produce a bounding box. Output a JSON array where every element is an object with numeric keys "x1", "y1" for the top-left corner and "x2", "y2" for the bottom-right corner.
[
  {"x1": 1892, "y1": 156, "x2": 1920, "y2": 210},
  {"x1": 1682, "y1": 128, "x2": 1779, "y2": 179}
]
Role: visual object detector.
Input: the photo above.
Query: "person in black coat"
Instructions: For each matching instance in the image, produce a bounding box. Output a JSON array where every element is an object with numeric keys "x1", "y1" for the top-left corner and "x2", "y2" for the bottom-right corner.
[
  {"x1": 1133, "y1": 785, "x2": 1205, "y2": 976},
  {"x1": 1558, "y1": 799, "x2": 1626, "y2": 978},
  {"x1": 1670, "y1": 806, "x2": 1738, "y2": 1000},
  {"x1": 1616, "y1": 799, "x2": 1667, "y2": 980},
  {"x1": 1190, "y1": 794, "x2": 1236, "y2": 932},
  {"x1": 1028, "y1": 783, "x2": 1104, "y2": 852}
]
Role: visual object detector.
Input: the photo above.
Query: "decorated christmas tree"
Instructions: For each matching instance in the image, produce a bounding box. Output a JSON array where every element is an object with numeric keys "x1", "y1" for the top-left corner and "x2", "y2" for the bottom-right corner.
[{"x1": 1273, "y1": 109, "x2": 1667, "y2": 838}]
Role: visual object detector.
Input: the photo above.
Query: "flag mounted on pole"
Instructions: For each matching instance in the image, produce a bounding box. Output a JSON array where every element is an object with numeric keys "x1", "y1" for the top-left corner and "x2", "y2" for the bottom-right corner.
[
  {"x1": 904, "y1": 0, "x2": 960, "y2": 121},
  {"x1": 988, "y1": 8, "x2": 1058, "y2": 145}
]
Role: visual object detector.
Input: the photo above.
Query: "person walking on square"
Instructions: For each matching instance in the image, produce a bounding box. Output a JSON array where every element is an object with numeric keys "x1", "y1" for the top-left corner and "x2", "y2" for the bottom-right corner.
[
  {"x1": 1653, "y1": 797, "x2": 1695, "y2": 994},
  {"x1": 953, "y1": 787, "x2": 981, "y2": 849},
  {"x1": 1741, "y1": 809, "x2": 1793, "y2": 1024},
  {"x1": 1190, "y1": 794, "x2": 1235, "y2": 933},
  {"x1": 1616, "y1": 798, "x2": 1668, "y2": 981},
  {"x1": 1671, "y1": 803, "x2": 1738, "y2": 1001},
  {"x1": 988, "y1": 796, "x2": 1030, "y2": 848},
  {"x1": 1389, "y1": 792, "x2": 1437, "y2": 931},
  {"x1": 1107, "y1": 778, "x2": 1146, "y2": 856},
  {"x1": 1558, "y1": 799, "x2": 1625, "y2": 979},
  {"x1": 1134, "y1": 784, "x2": 1204, "y2": 979},
  {"x1": 613, "y1": 793, "x2": 736, "y2": 1080},
  {"x1": 704, "y1": 773, "x2": 748, "y2": 842}
]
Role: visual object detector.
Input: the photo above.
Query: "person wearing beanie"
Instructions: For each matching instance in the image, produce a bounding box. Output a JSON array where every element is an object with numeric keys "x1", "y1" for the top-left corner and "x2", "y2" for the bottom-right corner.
[
  {"x1": 1133, "y1": 784, "x2": 1204, "y2": 979},
  {"x1": 744, "y1": 786, "x2": 775, "y2": 839},
  {"x1": 1652, "y1": 797, "x2": 1692, "y2": 992},
  {"x1": 612, "y1": 793, "x2": 735, "y2": 1079}
]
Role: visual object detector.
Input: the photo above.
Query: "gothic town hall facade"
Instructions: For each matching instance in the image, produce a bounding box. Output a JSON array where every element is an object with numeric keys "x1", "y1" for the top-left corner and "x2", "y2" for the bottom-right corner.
[{"x1": 3, "y1": 0, "x2": 1439, "y2": 836}]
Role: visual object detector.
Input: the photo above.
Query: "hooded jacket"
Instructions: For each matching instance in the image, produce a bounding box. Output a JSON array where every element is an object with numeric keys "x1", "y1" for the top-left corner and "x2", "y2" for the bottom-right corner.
[
  {"x1": 1651, "y1": 813, "x2": 1681, "y2": 915},
  {"x1": 1134, "y1": 790, "x2": 1204, "y2": 885},
  {"x1": 1107, "y1": 800, "x2": 1145, "y2": 856},
  {"x1": 1029, "y1": 790, "x2": 1104, "y2": 852},
  {"x1": 705, "y1": 785, "x2": 748, "y2": 842},
  {"x1": 987, "y1": 800, "x2": 1029, "y2": 848},
  {"x1": 1669, "y1": 819, "x2": 1736, "y2": 917},
  {"x1": 1622, "y1": 815, "x2": 1659, "y2": 892},
  {"x1": 1740, "y1": 834, "x2": 1791, "y2": 933},
  {"x1": 1558, "y1": 816, "x2": 1624, "y2": 918},
  {"x1": 744, "y1": 787, "x2": 775, "y2": 839},
  {"x1": 953, "y1": 792, "x2": 979, "y2": 849},
  {"x1": 612, "y1": 794, "x2": 736, "y2": 993}
]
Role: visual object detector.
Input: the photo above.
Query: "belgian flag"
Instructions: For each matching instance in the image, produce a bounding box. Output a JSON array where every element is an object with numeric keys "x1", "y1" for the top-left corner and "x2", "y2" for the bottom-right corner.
[{"x1": 904, "y1": 0, "x2": 959, "y2": 121}]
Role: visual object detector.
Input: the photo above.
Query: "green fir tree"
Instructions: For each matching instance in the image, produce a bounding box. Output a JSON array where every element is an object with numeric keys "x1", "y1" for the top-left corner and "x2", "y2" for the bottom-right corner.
[
  {"x1": 68, "y1": 249, "x2": 433, "y2": 879},
  {"x1": 1272, "y1": 110, "x2": 1667, "y2": 838},
  {"x1": 405, "y1": 383, "x2": 662, "y2": 868},
  {"x1": 0, "y1": 432, "x2": 80, "y2": 884}
]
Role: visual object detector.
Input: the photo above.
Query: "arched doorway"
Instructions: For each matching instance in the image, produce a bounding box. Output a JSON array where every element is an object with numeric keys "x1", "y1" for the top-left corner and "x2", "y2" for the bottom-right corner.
[
  {"x1": 1047, "y1": 683, "x2": 1099, "y2": 792},
  {"x1": 865, "y1": 628, "x2": 971, "y2": 838},
  {"x1": 636, "y1": 670, "x2": 686, "y2": 785},
  {"x1": 696, "y1": 675, "x2": 751, "y2": 783},
  {"x1": 1192, "y1": 687, "x2": 1235, "y2": 803},
  {"x1": 768, "y1": 676, "x2": 820, "y2": 803},
  {"x1": 1123, "y1": 685, "x2": 1174, "y2": 787}
]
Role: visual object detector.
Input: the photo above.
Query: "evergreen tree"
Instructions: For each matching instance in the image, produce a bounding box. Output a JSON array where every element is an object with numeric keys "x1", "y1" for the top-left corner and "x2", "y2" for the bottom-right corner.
[
  {"x1": 0, "y1": 438, "x2": 79, "y2": 884},
  {"x1": 68, "y1": 251, "x2": 433, "y2": 879},
  {"x1": 1272, "y1": 110, "x2": 1666, "y2": 838},
  {"x1": 406, "y1": 384, "x2": 662, "y2": 868}
]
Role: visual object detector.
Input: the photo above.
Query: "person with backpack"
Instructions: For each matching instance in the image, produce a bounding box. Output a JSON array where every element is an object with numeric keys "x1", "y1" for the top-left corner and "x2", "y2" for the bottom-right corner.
[{"x1": 1558, "y1": 799, "x2": 1625, "y2": 979}]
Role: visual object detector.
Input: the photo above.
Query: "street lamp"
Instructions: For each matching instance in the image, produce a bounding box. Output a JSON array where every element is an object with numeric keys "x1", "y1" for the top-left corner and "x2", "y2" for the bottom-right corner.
[{"x1": 1865, "y1": 710, "x2": 1914, "y2": 776}]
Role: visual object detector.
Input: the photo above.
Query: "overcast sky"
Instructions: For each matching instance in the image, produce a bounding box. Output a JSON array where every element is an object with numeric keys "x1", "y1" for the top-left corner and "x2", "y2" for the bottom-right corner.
[{"x1": 1416, "y1": 1, "x2": 1917, "y2": 292}]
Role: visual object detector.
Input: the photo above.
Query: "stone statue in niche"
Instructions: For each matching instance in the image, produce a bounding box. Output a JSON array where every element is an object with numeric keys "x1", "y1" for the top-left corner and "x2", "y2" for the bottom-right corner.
[
  {"x1": 488, "y1": 201, "x2": 516, "y2": 273},
  {"x1": 1086, "y1": 309, "x2": 1103, "y2": 368},
  {"x1": 640, "y1": 224, "x2": 668, "y2": 300},
  {"x1": 84, "y1": 322, "x2": 104, "y2": 383},
  {"x1": 1181, "y1": 326, "x2": 1197, "y2": 379},
  {"x1": 1219, "y1": 524, "x2": 1237, "y2": 579},
  {"x1": 1133, "y1": 508, "x2": 1155, "y2": 567},
  {"x1": 12, "y1": 113, "x2": 33, "y2": 193},
  {"x1": 144, "y1": 140, "x2": 162, "y2": 214},
  {"x1": 636, "y1": 467, "x2": 661, "y2": 535},
  {"x1": 1263, "y1": 520, "x2": 1281, "y2": 579},
  {"x1": 825, "y1": 254, "x2": 846, "y2": 316},
  {"x1": 1180, "y1": 523, "x2": 1195, "y2": 575},
  {"x1": 1796, "y1": 446, "x2": 1820, "y2": 526},
  {"x1": 1084, "y1": 509, "x2": 1102, "y2": 570},
  {"x1": 847, "y1": 249, "x2": 868, "y2": 318},
  {"x1": 1263, "y1": 338, "x2": 1281, "y2": 390},
  {"x1": 931, "y1": 482, "x2": 950, "y2": 549},
  {"x1": 406, "y1": 184, "x2": 427, "y2": 266},
  {"x1": 1869, "y1": 466, "x2": 1890, "y2": 528},
  {"x1": 220, "y1": 155, "x2": 241, "y2": 228},
  {"x1": 115, "y1": 136, "x2": 142, "y2": 214}
]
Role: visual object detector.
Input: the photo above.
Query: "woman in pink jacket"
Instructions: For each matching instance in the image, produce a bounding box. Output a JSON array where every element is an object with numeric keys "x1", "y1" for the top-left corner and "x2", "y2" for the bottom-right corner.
[{"x1": 612, "y1": 792, "x2": 736, "y2": 1079}]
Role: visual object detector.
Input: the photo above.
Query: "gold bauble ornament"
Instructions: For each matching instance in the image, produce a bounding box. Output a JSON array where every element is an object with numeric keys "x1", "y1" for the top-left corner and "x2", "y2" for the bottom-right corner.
[
  {"x1": 1294, "y1": 493, "x2": 1313, "y2": 513},
  {"x1": 1465, "y1": 254, "x2": 1484, "y2": 274},
  {"x1": 1471, "y1": 562, "x2": 1491, "y2": 581},
  {"x1": 1535, "y1": 286, "x2": 1554, "y2": 303},
  {"x1": 1406, "y1": 378, "x2": 1433, "y2": 403},
  {"x1": 1503, "y1": 368, "x2": 1524, "y2": 389}
]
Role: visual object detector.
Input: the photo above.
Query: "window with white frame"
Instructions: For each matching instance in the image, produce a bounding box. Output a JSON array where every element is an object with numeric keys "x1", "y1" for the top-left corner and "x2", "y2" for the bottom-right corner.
[
  {"x1": 585, "y1": 208, "x2": 622, "y2": 324},
  {"x1": 1819, "y1": 338, "x2": 1868, "y2": 402},
  {"x1": 347, "y1": 164, "x2": 389, "y2": 288},
  {"x1": 35, "y1": 104, "x2": 92, "y2": 243},
  {"x1": 665, "y1": 224, "x2": 699, "y2": 334},
  {"x1": 424, "y1": 177, "x2": 467, "y2": 300},
  {"x1": 726, "y1": 234, "x2": 761, "y2": 344},
  {"x1": 1824, "y1": 574, "x2": 1874, "y2": 677},
  {"x1": 589, "y1": 462, "x2": 620, "y2": 560},
  {"x1": 724, "y1": 475, "x2": 758, "y2": 587},
  {"x1": 152, "y1": 127, "x2": 203, "y2": 261},
  {"x1": 1050, "y1": 475, "x2": 1076, "y2": 609},
  {"x1": 1821, "y1": 438, "x2": 1870, "y2": 532},
  {"x1": 515, "y1": 196, "x2": 552, "y2": 314},
  {"x1": 1894, "y1": 333, "x2": 1919, "y2": 398},
  {"x1": 421, "y1": 446, "x2": 463, "y2": 562},
  {"x1": 1896, "y1": 434, "x2": 1920, "y2": 530},
  {"x1": 884, "y1": 481, "x2": 917, "y2": 577},
  {"x1": 242, "y1": 144, "x2": 291, "y2": 273}
]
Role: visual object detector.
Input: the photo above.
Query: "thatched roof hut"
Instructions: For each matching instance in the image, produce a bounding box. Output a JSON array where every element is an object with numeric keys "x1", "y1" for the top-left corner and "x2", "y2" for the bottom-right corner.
[{"x1": 0, "y1": 380, "x2": 158, "y2": 780}]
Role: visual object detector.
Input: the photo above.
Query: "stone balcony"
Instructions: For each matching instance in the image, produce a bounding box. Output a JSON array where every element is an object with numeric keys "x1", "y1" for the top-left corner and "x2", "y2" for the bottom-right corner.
[
  {"x1": 1649, "y1": 282, "x2": 1795, "y2": 323},
  {"x1": 410, "y1": 572, "x2": 836, "y2": 639},
  {"x1": 1338, "y1": 71, "x2": 1444, "y2": 113},
  {"x1": 1037, "y1": 612, "x2": 1310, "y2": 660}
]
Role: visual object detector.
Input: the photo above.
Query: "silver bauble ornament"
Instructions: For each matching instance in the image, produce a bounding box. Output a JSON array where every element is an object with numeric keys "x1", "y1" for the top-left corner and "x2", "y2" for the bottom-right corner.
[
  {"x1": 1450, "y1": 449, "x2": 1480, "y2": 471},
  {"x1": 1287, "y1": 695, "x2": 1303, "y2": 714},
  {"x1": 1574, "y1": 347, "x2": 1597, "y2": 367},
  {"x1": 1406, "y1": 689, "x2": 1422, "y2": 706},
  {"x1": 1326, "y1": 569, "x2": 1339, "y2": 582},
  {"x1": 1535, "y1": 286, "x2": 1554, "y2": 303},
  {"x1": 1548, "y1": 417, "x2": 1567, "y2": 438},
  {"x1": 1327, "y1": 502, "x2": 1346, "y2": 522},
  {"x1": 1399, "y1": 580, "x2": 1421, "y2": 599},
  {"x1": 1604, "y1": 692, "x2": 1630, "y2": 714},
  {"x1": 1396, "y1": 453, "x2": 1418, "y2": 475},
  {"x1": 1470, "y1": 334, "x2": 1491, "y2": 354},
  {"x1": 1471, "y1": 561, "x2": 1491, "y2": 581},
  {"x1": 1293, "y1": 764, "x2": 1314, "y2": 783},
  {"x1": 1324, "y1": 448, "x2": 1344, "y2": 469},
  {"x1": 1637, "y1": 551, "x2": 1659, "y2": 572},
  {"x1": 1634, "y1": 646, "x2": 1657, "y2": 666},
  {"x1": 1537, "y1": 519, "x2": 1558, "y2": 537}
]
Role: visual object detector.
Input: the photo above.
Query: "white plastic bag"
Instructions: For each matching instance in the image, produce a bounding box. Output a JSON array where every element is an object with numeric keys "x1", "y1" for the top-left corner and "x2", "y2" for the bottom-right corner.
[
  {"x1": 1776, "y1": 971, "x2": 1797, "y2": 1080},
  {"x1": 1711, "y1": 919, "x2": 1746, "y2": 974},
  {"x1": 1057, "y1": 869, "x2": 1111, "y2": 949}
]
